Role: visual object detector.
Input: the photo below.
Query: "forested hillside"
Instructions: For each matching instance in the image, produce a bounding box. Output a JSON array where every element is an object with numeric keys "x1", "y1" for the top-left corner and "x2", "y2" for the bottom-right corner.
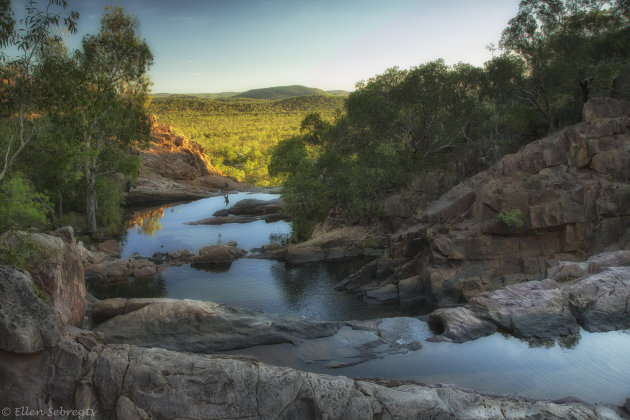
[
  {"x1": 271, "y1": 0, "x2": 630, "y2": 239},
  {"x1": 149, "y1": 95, "x2": 345, "y2": 185}
]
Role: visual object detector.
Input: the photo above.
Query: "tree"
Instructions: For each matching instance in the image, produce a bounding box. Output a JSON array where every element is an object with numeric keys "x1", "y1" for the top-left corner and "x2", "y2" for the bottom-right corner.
[
  {"x1": 499, "y1": 0, "x2": 630, "y2": 130},
  {"x1": 47, "y1": 7, "x2": 153, "y2": 233},
  {"x1": 0, "y1": 0, "x2": 78, "y2": 182}
]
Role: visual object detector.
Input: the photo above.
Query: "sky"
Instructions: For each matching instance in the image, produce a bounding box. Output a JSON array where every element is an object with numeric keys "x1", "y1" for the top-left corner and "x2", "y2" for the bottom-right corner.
[{"x1": 14, "y1": 0, "x2": 521, "y2": 93}]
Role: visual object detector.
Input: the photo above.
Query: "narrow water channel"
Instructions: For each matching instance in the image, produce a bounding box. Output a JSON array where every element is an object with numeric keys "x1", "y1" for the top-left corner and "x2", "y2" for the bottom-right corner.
[{"x1": 87, "y1": 193, "x2": 630, "y2": 407}]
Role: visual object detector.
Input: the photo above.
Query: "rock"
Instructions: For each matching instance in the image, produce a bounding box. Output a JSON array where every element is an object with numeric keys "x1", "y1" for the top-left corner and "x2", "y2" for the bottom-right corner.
[
  {"x1": 470, "y1": 279, "x2": 580, "y2": 339},
  {"x1": 346, "y1": 99, "x2": 630, "y2": 306},
  {"x1": 0, "y1": 228, "x2": 86, "y2": 326},
  {"x1": 566, "y1": 266, "x2": 630, "y2": 332},
  {"x1": 582, "y1": 97, "x2": 630, "y2": 122},
  {"x1": 428, "y1": 307, "x2": 497, "y2": 343},
  {"x1": 93, "y1": 298, "x2": 340, "y2": 352},
  {"x1": 98, "y1": 239, "x2": 122, "y2": 257},
  {"x1": 0, "y1": 266, "x2": 64, "y2": 353},
  {"x1": 213, "y1": 198, "x2": 284, "y2": 216},
  {"x1": 363, "y1": 283, "x2": 398, "y2": 304},
  {"x1": 129, "y1": 259, "x2": 157, "y2": 278},
  {"x1": 35, "y1": 343, "x2": 630, "y2": 419},
  {"x1": 285, "y1": 245, "x2": 326, "y2": 264},
  {"x1": 427, "y1": 255, "x2": 630, "y2": 343},
  {"x1": 191, "y1": 244, "x2": 246, "y2": 265}
]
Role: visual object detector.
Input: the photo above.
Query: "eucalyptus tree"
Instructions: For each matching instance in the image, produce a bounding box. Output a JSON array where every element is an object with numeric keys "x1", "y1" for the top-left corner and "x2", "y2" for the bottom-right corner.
[
  {"x1": 500, "y1": 0, "x2": 630, "y2": 130},
  {"x1": 0, "y1": 0, "x2": 78, "y2": 182},
  {"x1": 48, "y1": 6, "x2": 153, "y2": 233}
]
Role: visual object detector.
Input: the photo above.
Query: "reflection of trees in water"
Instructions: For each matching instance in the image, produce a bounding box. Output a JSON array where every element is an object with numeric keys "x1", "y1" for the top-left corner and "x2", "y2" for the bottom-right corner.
[
  {"x1": 125, "y1": 206, "x2": 172, "y2": 235},
  {"x1": 87, "y1": 274, "x2": 167, "y2": 299},
  {"x1": 270, "y1": 260, "x2": 369, "y2": 307}
]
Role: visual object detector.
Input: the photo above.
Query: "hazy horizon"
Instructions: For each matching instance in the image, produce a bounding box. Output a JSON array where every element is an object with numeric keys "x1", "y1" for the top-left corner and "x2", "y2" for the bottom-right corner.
[{"x1": 51, "y1": 0, "x2": 520, "y2": 93}]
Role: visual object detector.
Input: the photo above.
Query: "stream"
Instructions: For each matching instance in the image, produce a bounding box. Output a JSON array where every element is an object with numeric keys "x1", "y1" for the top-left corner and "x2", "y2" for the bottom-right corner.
[{"x1": 88, "y1": 192, "x2": 630, "y2": 406}]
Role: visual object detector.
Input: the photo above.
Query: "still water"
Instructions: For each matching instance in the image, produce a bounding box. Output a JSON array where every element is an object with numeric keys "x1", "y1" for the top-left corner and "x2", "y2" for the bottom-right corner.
[{"x1": 88, "y1": 193, "x2": 630, "y2": 406}]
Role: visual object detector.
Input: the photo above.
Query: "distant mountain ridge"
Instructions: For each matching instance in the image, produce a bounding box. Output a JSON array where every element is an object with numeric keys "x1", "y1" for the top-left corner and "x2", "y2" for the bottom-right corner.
[{"x1": 152, "y1": 85, "x2": 349, "y2": 100}]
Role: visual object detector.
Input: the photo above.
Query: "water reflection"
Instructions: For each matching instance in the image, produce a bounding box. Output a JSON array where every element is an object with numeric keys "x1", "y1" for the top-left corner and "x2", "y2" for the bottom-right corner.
[
  {"x1": 87, "y1": 274, "x2": 167, "y2": 299},
  {"x1": 126, "y1": 206, "x2": 172, "y2": 236}
]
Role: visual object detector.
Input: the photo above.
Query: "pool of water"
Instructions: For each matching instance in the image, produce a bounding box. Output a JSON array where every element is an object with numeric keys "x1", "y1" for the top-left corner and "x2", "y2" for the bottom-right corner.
[
  {"x1": 121, "y1": 192, "x2": 292, "y2": 258},
  {"x1": 225, "y1": 329, "x2": 630, "y2": 406},
  {"x1": 88, "y1": 193, "x2": 630, "y2": 407}
]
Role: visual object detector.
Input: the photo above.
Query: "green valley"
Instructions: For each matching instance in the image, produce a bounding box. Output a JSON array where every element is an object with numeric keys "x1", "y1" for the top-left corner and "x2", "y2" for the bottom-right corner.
[{"x1": 149, "y1": 94, "x2": 345, "y2": 185}]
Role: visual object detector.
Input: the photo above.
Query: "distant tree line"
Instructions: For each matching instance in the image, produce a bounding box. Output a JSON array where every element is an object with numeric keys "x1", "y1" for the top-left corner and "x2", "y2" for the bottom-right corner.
[
  {"x1": 0, "y1": 1, "x2": 152, "y2": 235},
  {"x1": 271, "y1": 0, "x2": 630, "y2": 240}
]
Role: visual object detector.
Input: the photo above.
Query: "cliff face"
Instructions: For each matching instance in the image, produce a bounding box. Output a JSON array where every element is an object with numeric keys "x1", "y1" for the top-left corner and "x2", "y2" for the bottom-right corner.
[
  {"x1": 338, "y1": 98, "x2": 630, "y2": 306},
  {"x1": 126, "y1": 117, "x2": 246, "y2": 205}
]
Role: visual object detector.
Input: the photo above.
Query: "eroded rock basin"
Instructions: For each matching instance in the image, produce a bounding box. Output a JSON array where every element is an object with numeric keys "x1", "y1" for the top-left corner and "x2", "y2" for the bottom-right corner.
[{"x1": 85, "y1": 194, "x2": 630, "y2": 409}]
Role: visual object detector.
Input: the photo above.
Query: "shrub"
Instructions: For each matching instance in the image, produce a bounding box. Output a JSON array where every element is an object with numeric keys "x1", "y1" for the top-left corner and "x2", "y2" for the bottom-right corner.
[
  {"x1": 0, "y1": 174, "x2": 50, "y2": 233},
  {"x1": 496, "y1": 209, "x2": 524, "y2": 228}
]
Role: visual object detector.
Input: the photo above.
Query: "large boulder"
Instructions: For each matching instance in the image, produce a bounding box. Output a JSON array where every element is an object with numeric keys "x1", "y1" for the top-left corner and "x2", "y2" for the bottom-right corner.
[
  {"x1": 92, "y1": 298, "x2": 340, "y2": 352},
  {"x1": 427, "y1": 253, "x2": 630, "y2": 343},
  {"x1": 1, "y1": 227, "x2": 86, "y2": 326},
  {"x1": 0, "y1": 265, "x2": 64, "y2": 353},
  {"x1": 191, "y1": 244, "x2": 246, "y2": 265}
]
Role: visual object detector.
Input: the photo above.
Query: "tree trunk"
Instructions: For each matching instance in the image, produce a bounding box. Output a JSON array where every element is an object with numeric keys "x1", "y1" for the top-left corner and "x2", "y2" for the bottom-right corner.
[{"x1": 86, "y1": 164, "x2": 97, "y2": 234}]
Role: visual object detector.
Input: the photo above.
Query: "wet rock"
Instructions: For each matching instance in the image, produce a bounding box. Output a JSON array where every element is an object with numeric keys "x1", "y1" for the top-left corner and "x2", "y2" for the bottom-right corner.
[{"x1": 191, "y1": 244, "x2": 247, "y2": 265}]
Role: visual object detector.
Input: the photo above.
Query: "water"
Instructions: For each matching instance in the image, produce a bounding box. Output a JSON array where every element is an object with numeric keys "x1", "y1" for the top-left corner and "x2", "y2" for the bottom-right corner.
[
  {"x1": 88, "y1": 193, "x2": 630, "y2": 407},
  {"x1": 225, "y1": 329, "x2": 630, "y2": 406},
  {"x1": 121, "y1": 192, "x2": 292, "y2": 258}
]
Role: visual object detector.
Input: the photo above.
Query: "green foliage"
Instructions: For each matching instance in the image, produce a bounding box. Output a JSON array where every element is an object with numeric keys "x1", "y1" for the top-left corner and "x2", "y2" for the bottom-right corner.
[
  {"x1": 95, "y1": 177, "x2": 124, "y2": 231},
  {"x1": 0, "y1": 174, "x2": 50, "y2": 232},
  {"x1": 149, "y1": 95, "x2": 344, "y2": 186},
  {"x1": 496, "y1": 209, "x2": 525, "y2": 228}
]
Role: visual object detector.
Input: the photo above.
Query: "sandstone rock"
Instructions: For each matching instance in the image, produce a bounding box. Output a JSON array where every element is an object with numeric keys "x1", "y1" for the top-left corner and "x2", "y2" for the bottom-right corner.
[
  {"x1": 363, "y1": 283, "x2": 398, "y2": 304},
  {"x1": 582, "y1": 97, "x2": 630, "y2": 122},
  {"x1": 0, "y1": 266, "x2": 64, "y2": 353},
  {"x1": 1, "y1": 228, "x2": 86, "y2": 326},
  {"x1": 214, "y1": 198, "x2": 284, "y2": 216},
  {"x1": 285, "y1": 245, "x2": 326, "y2": 264},
  {"x1": 93, "y1": 298, "x2": 340, "y2": 352},
  {"x1": 347, "y1": 99, "x2": 630, "y2": 307},
  {"x1": 427, "y1": 307, "x2": 497, "y2": 343},
  {"x1": 97, "y1": 239, "x2": 122, "y2": 257},
  {"x1": 191, "y1": 244, "x2": 246, "y2": 265},
  {"x1": 566, "y1": 266, "x2": 630, "y2": 332}
]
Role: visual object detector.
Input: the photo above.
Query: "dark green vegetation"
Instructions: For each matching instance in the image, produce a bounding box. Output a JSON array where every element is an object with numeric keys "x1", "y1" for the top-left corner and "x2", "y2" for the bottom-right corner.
[
  {"x1": 271, "y1": 0, "x2": 630, "y2": 240},
  {"x1": 149, "y1": 94, "x2": 345, "y2": 185},
  {"x1": 0, "y1": 2, "x2": 152, "y2": 239},
  {"x1": 233, "y1": 85, "x2": 348, "y2": 100}
]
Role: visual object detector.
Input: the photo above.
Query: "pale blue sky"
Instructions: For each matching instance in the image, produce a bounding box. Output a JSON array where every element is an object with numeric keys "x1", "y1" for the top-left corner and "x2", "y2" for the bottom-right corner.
[{"x1": 55, "y1": 0, "x2": 520, "y2": 93}]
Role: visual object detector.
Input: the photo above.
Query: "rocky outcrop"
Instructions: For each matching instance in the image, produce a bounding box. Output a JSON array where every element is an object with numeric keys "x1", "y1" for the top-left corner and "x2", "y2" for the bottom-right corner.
[
  {"x1": 0, "y1": 266, "x2": 64, "y2": 353},
  {"x1": 125, "y1": 118, "x2": 247, "y2": 204},
  {"x1": 191, "y1": 244, "x2": 247, "y2": 266},
  {"x1": 0, "y1": 227, "x2": 86, "y2": 326},
  {"x1": 91, "y1": 298, "x2": 340, "y2": 352},
  {"x1": 1, "y1": 264, "x2": 628, "y2": 419},
  {"x1": 188, "y1": 197, "x2": 289, "y2": 225},
  {"x1": 84, "y1": 257, "x2": 158, "y2": 281},
  {"x1": 340, "y1": 98, "x2": 630, "y2": 306},
  {"x1": 428, "y1": 254, "x2": 630, "y2": 343}
]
